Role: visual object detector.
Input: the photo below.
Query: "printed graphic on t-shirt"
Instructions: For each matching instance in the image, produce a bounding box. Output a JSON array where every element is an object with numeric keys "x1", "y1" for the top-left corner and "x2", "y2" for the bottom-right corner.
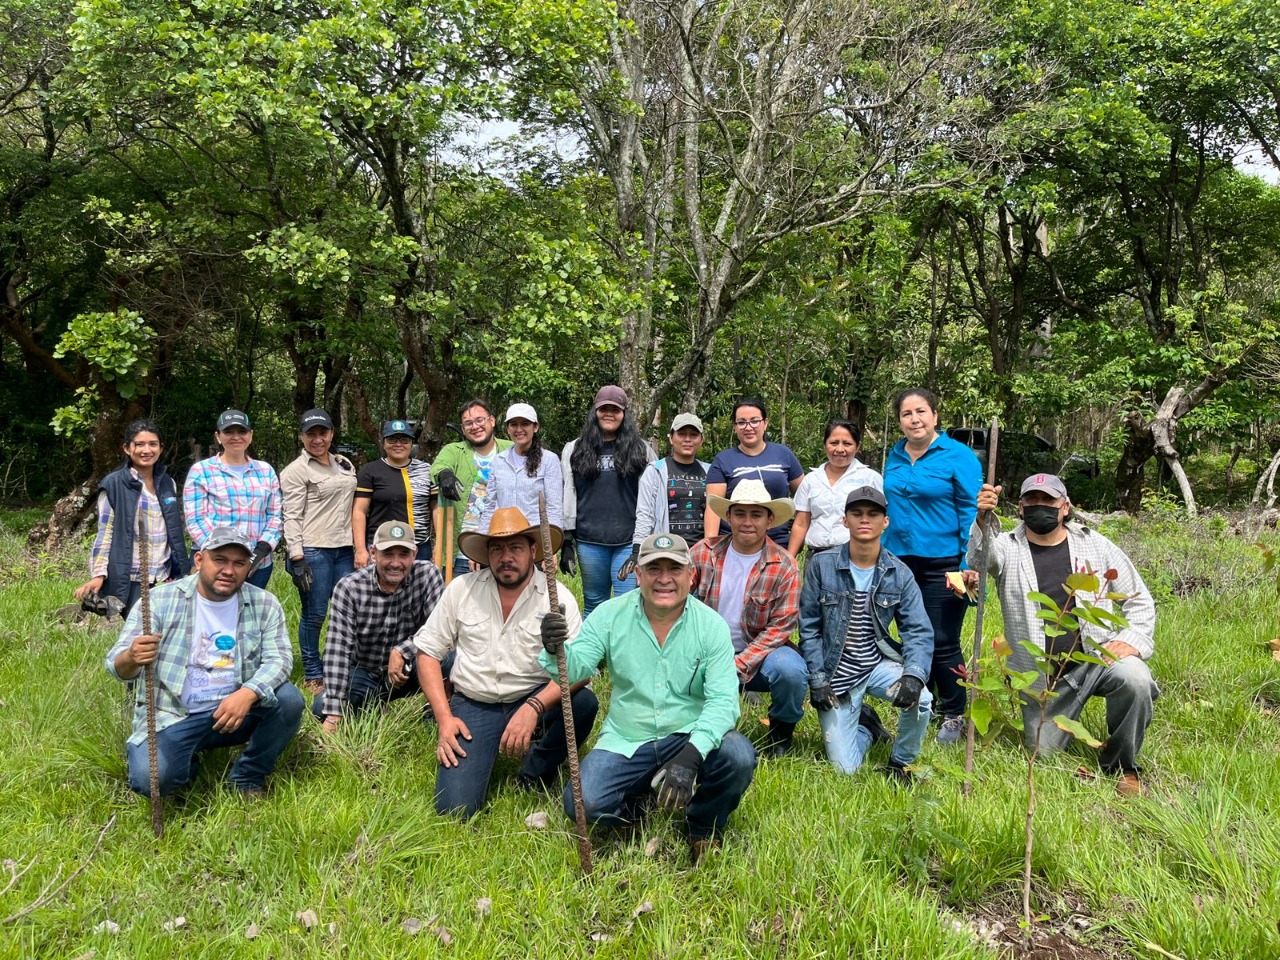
[
  {"x1": 463, "y1": 451, "x2": 495, "y2": 532},
  {"x1": 666, "y1": 461, "x2": 707, "y2": 538},
  {"x1": 182, "y1": 625, "x2": 239, "y2": 710}
]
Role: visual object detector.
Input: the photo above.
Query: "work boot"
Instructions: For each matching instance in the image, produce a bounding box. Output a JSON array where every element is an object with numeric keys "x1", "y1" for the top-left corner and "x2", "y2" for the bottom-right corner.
[
  {"x1": 935, "y1": 715, "x2": 964, "y2": 745},
  {"x1": 688, "y1": 836, "x2": 721, "y2": 866},
  {"x1": 1115, "y1": 772, "x2": 1146, "y2": 797},
  {"x1": 859, "y1": 704, "x2": 891, "y2": 744},
  {"x1": 882, "y1": 761, "x2": 915, "y2": 787},
  {"x1": 763, "y1": 720, "x2": 798, "y2": 758}
]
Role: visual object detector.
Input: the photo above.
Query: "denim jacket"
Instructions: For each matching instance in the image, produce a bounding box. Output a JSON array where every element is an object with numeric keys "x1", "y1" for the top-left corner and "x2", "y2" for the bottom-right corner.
[{"x1": 798, "y1": 544, "x2": 935, "y2": 688}]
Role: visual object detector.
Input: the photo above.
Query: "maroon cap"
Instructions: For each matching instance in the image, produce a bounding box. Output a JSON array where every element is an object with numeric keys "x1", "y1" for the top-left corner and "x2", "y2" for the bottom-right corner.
[{"x1": 593, "y1": 385, "x2": 628, "y2": 410}]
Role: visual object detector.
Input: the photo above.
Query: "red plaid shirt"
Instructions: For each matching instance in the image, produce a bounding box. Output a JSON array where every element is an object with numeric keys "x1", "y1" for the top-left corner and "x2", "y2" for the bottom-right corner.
[{"x1": 689, "y1": 535, "x2": 800, "y2": 681}]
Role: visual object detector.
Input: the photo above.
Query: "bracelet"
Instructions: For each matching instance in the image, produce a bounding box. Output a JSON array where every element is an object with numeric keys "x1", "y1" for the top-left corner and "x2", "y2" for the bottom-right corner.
[{"x1": 524, "y1": 696, "x2": 544, "y2": 715}]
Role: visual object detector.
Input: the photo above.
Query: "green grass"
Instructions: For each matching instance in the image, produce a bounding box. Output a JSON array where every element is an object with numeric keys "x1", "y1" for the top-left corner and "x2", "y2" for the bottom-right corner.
[{"x1": 1, "y1": 517, "x2": 1278, "y2": 958}]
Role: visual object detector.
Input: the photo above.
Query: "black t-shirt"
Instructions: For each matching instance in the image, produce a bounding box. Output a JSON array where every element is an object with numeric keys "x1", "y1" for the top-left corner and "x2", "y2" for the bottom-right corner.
[
  {"x1": 1028, "y1": 539, "x2": 1079, "y2": 657},
  {"x1": 575, "y1": 440, "x2": 641, "y2": 545},
  {"x1": 666, "y1": 458, "x2": 708, "y2": 540},
  {"x1": 355, "y1": 458, "x2": 432, "y2": 544}
]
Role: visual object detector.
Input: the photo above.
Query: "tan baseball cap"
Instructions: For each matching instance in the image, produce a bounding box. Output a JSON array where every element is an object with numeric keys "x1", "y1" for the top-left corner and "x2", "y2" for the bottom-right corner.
[
  {"x1": 373, "y1": 521, "x2": 416, "y2": 551},
  {"x1": 637, "y1": 533, "x2": 691, "y2": 567}
]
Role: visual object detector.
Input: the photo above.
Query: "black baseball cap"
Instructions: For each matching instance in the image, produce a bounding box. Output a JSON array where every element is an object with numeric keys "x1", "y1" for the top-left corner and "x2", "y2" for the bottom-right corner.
[
  {"x1": 217, "y1": 409, "x2": 250, "y2": 431},
  {"x1": 300, "y1": 408, "x2": 333, "y2": 432},
  {"x1": 382, "y1": 419, "x2": 414, "y2": 439},
  {"x1": 845, "y1": 486, "x2": 887, "y2": 510}
]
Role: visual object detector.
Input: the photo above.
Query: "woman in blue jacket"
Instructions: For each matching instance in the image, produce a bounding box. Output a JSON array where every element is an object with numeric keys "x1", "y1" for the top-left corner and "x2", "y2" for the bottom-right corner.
[{"x1": 882, "y1": 388, "x2": 982, "y2": 745}]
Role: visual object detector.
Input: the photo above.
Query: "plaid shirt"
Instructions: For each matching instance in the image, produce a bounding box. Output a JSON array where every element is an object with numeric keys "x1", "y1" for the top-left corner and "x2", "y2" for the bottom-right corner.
[
  {"x1": 182, "y1": 456, "x2": 283, "y2": 556},
  {"x1": 321, "y1": 561, "x2": 444, "y2": 715},
  {"x1": 105, "y1": 575, "x2": 292, "y2": 744},
  {"x1": 88, "y1": 485, "x2": 170, "y2": 581},
  {"x1": 689, "y1": 535, "x2": 801, "y2": 681}
]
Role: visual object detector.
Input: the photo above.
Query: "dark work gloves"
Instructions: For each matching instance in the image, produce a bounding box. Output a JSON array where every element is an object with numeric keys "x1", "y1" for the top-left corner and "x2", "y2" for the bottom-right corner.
[
  {"x1": 559, "y1": 532, "x2": 577, "y2": 578},
  {"x1": 540, "y1": 608, "x2": 569, "y2": 657},
  {"x1": 437, "y1": 469, "x2": 465, "y2": 503},
  {"x1": 617, "y1": 543, "x2": 640, "y2": 581},
  {"x1": 246, "y1": 540, "x2": 273, "y2": 576},
  {"x1": 891, "y1": 675, "x2": 925, "y2": 710},
  {"x1": 290, "y1": 558, "x2": 314, "y2": 594},
  {"x1": 651, "y1": 743, "x2": 702, "y2": 810},
  {"x1": 809, "y1": 681, "x2": 837, "y2": 712}
]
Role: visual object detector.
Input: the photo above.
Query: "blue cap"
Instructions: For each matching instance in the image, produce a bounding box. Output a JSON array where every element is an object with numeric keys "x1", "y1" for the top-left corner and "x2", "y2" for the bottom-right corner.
[{"x1": 382, "y1": 420, "x2": 413, "y2": 438}]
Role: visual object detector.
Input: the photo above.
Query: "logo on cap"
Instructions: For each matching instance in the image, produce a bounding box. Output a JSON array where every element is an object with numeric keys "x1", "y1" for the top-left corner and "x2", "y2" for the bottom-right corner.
[
  {"x1": 655, "y1": 536, "x2": 673, "y2": 548},
  {"x1": 1033, "y1": 475, "x2": 1045, "y2": 484},
  {"x1": 392, "y1": 525, "x2": 405, "y2": 538},
  {"x1": 393, "y1": 421, "x2": 406, "y2": 431}
]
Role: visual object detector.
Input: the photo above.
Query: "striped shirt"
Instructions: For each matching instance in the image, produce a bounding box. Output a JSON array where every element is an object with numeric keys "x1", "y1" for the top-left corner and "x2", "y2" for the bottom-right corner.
[
  {"x1": 105, "y1": 575, "x2": 292, "y2": 744},
  {"x1": 321, "y1": 560, "x2": 444, "y2": 715},
  {"x1": 88, "y1": 481, "x2": 170, "y2": 582},
  {"x1": 830, "y1": 588, "x2": 882, "y2": 694},
  {"x1": 182, "y1": 456, "x2": 284, "y2": 557}
]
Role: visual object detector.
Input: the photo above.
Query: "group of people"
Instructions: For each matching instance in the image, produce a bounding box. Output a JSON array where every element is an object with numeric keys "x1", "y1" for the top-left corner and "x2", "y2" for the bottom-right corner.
[{"x1": 91, "y1": 385, "x2": 1159, "y2": 860}]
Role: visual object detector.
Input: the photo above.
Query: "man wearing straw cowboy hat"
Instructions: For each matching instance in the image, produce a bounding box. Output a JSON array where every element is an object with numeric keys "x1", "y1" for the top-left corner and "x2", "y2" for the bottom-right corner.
[
  {"x1": 690, "y1": 479, "x2": 806, "y2": 758},
  {"x1": 414, "y1": 506, "x2": 597, "y2": 818}
]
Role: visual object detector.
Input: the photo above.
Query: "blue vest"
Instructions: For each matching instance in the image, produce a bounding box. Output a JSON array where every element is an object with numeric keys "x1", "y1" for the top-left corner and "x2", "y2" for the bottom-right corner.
[{"x1": 98, "y1": 464, "x2": 192, "y2": 605}]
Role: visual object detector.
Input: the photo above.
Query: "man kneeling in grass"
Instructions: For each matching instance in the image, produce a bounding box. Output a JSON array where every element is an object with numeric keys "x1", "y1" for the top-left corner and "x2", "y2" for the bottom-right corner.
[
  {"x1": 798, "y1": 486, "x2": 934, "y2": 784},
  {"x1": 415, "y1": 508, "x2": 597, "y2": 819},
  {"x1": 540, "y1": 533, "x2": 757, "y2": 864},
  {"x1": 969, "y1": 474, "x2": 1157, "y2": 796},
  {"x1": 105, "y1": 526, "x2": 303, "y2": 799}
]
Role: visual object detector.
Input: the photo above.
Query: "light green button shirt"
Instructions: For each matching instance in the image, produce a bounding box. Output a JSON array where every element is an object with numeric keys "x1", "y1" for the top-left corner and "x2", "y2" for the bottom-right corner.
[{"x1": 541, "y1": 591, "x2": 739, "y2": 759}]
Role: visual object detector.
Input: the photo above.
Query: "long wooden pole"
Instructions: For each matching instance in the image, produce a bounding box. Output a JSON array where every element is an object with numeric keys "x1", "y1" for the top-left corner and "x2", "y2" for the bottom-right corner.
[
  {"x1": 962, "y1": 419, "x2": 998, "y2": 798},
  {"x1": 538, "y1": 492, "x2": 592, "y2": 874},
  {"x1": 136, "y1": 510, "x2": 163, "y2": 837},
  {"x1": 962, "y1": 419, "x2": 999, "y2": 796}
]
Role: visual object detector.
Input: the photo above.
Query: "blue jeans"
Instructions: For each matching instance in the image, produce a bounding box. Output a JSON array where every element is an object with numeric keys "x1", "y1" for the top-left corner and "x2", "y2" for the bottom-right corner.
[
  {"x1": 817, "y1": 660, "x2": 933, "y2": 773},
  {"x1": 288, "y1": 547, "x2": 355, "y2": 681},
  {"x1": 309, "y1": 665, "x2": 423, "y2": 721},
  {"x1": 742, "y1": 646, "x2": 808, "y2": 724},
  {"x1": 127, "y1": 683, "x2": 305, "y2": 795},
  {"x1": 577, "y1": 541, "x2": 637, "y2": 616},
  {"x1": 572, "y1": 731, "x2": 757, "y2": 841},
  {"x1": 246, "y1": 563, "x2": 274, "y2": 591},
  {"x1": 452, "y1": 555, "x2": 472, "y2": 580},
  {"x1": 435, "y1": 687, "x2": 599, "y2": 819}
]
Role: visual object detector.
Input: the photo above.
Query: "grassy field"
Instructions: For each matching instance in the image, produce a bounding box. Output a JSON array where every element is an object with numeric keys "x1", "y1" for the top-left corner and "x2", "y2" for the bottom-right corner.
[{"x1": 0, "y1": 514, "x2": 1278, "y2": 959}]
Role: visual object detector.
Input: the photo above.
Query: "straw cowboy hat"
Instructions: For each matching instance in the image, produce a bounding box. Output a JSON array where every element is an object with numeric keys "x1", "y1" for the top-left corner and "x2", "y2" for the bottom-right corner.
[
  {"x1": 707, "y1": 478, "x2": 796, "y2": 528},
  {"x1": 457, "y1": 506, "x2": 563, "y2": 565}
]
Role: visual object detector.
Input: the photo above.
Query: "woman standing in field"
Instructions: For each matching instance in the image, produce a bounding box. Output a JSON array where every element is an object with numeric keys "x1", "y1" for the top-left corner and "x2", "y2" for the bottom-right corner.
[
  {"x1": 561, "y1": 385, "x2": 655, "y2": 615},
  {"x1": 787, "y1": 418, "x2": 883, "y2": 559},
  {"x1": 351, "y1": 419, "x2": 434, "y2": 568},
  {"x1": 76, "y1": 418, "x2": 191, "y2": 616},
  {"x1": 477, "y1": 403, "x2": 563, "y2": 532},
  {"x1": 703, "y1": 398, "x2": 804, "y2": 548},
  {"x1": 882, "y1": 388, "x2": 982, "y2": 745}
]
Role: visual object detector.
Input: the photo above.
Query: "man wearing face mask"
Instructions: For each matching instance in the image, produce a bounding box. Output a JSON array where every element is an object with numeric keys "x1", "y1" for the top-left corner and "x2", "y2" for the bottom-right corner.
[{"x1": 968, "y1": 474, "x2": 1157, "y2": 796}]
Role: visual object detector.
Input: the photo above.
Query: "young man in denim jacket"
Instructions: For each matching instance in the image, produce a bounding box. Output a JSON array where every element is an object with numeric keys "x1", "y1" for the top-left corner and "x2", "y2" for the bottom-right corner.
[{"x1": 798, "y1": 486, "x2": 935, "y2": 782}]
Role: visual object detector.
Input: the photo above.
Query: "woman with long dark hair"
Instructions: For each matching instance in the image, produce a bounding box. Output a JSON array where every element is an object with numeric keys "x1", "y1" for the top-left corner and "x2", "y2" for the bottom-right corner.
[
  {"x1": 560, "y1": 385, "x2": 655, "y2": 615},
  {"x1": 477, "y1": 403, "x2": 563, "y2": 532},
  {"x1": 882, "y1": 388, "x2": 982, "y2": 745},
  {"x1": 76, "y1": 418, "x2": 191, "y2": 615}
]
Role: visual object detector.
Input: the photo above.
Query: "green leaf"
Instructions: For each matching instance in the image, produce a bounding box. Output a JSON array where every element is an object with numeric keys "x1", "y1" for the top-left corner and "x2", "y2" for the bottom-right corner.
[
  {"x1": 1027, "y1": 591, "x2": 1061, "y2": 612},
  {"x1": 1052, "y1": 715, "x2": 1104, "y2": 748},
  {"x1": 970, "y1": 697, "x2": 993, "y2": 736},
  {"x1": 1066, "y1": 572, "x2": 1100, "y2": 593}
]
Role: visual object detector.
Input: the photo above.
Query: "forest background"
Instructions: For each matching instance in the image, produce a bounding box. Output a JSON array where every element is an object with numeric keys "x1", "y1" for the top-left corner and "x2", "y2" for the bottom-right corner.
[{"x1": 4, "y1": 0, "x2": 1280, "y2": 521}]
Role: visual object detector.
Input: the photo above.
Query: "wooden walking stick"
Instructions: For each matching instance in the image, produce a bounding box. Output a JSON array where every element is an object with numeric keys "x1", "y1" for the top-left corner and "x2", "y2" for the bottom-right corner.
[
  {"x1": 538, "y1": 491, "x2": 592, "y2": 874},
  {"x1": 441, "y1": 498, "x2": 455, "y2": 585},
  {"x1": 136, "y1": 510, "x2": 164, "y2": 837},
  {"x1": 963, "y1": 419, "x2": 999, "y2": 797}
]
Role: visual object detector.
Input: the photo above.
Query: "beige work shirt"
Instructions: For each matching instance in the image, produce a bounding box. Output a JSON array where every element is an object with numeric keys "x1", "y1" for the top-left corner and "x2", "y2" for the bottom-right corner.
[
  {"x1": 413, "y1": 569, "x2": 583, "y2": 703},
  {"x1": 280, "y1": 450, "x2": 357, "y2": 556}
]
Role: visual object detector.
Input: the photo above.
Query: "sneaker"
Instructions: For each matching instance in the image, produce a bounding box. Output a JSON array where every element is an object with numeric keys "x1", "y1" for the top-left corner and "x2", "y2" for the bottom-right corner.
[
  {"x1": 882, "y1": 762, "x2": 915, "y2": 787},
  {"x1": 1115, "y1": 772, "x2": 1146, "y2": 797},
  {"x1": 936, "y1": 715, "x2": 964, "y2": 745},
  {"x1": 859, "y1": 704, "x2": 891, "y2": 744}
]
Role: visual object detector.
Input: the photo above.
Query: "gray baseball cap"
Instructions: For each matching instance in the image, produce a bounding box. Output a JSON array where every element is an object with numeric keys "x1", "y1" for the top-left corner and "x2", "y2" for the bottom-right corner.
[
  {"x1": 216, "y1": 409, "x2": 250, "y2": 431},
  {"x1": 670, "y1": 412, "x2": 704, "y2": 434},
  {"x1": 845, "y1": 486, "x2": 887, "y2": 510},
  {"x1": 201, "y1": 525, "x2": 255, "y2": 553},
  {"x1": 1019, "y1": 473, "x2": 1070, "y2": 501},
  {"x1": 637, "y1": 533, "x2": 691, "y2": 567}
]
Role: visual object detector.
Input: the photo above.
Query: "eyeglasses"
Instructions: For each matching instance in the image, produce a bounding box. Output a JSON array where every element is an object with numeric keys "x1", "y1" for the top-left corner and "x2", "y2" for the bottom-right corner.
[
  {"x1": 734, "y1": 418, "x2": 764, "y2": 428},
  {"x1": 385, "y1": 436, "x2": 413, "y2": 444},
  {"x1": 461, "y1": 417, "x2": 492, "y2": 428}
]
